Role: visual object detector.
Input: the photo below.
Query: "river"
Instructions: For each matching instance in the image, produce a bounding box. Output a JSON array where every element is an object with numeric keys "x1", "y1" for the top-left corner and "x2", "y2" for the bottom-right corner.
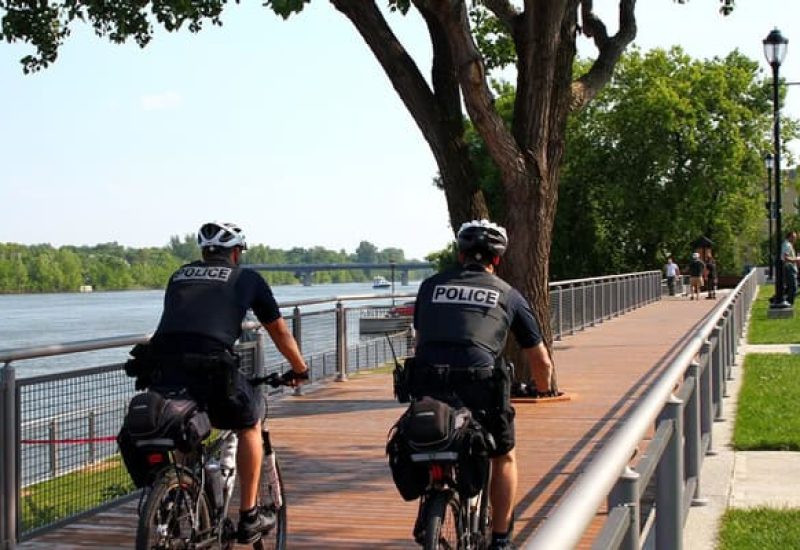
[{"x1": 0, "y1": 280, "x2": 419, "y2": 376}]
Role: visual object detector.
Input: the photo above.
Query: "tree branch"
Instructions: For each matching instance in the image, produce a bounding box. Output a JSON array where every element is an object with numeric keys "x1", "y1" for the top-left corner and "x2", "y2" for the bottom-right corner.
[
  {"x1": 572, "y1": 0, "x2": 637, "y2": 111},
  {"x1": 329, "y1": 0, "x2": 444, "y2": 153},
  {"x1": 414, "y1": 3, "x2": 463, "y2": 136},
  {"x1": 482, "y1": 0, "x2": 520, "y2": 31},
  {"x1": 418, "y1": 0, "x2": 525, "y2": 183}
]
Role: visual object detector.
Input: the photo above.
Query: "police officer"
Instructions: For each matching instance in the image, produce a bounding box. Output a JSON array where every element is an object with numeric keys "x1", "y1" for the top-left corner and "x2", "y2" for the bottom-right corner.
[
  {"x1": 149, "y1": 221, "x2": 309, "y2": 544},
  {"x1": 412, "y1": 219, "x2": 553, "y2": 550}
]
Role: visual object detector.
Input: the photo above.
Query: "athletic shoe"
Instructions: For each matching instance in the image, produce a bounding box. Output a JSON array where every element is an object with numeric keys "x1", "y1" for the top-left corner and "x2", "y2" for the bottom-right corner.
[{"x1": 237, "y1": 510, "x2": 276, "y2": 544}]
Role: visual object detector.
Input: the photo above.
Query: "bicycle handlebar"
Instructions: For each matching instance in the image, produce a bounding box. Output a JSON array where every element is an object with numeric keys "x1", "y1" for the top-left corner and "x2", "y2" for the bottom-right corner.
[{"x1": 250, "y1": 369, "x2": 309, "y2": 388}]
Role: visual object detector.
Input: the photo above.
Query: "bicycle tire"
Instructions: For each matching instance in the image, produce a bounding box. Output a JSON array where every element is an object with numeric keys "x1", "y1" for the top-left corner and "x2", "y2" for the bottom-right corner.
[
  {"x1": 135, "y1": 469, "x2": 211, "y2": 550},
  {"x1": 253, "y1": 455, "x2": 287, "y2": 550},
  {"x1": 423, "y1": 491, "x2": 461, "y2": 550}
]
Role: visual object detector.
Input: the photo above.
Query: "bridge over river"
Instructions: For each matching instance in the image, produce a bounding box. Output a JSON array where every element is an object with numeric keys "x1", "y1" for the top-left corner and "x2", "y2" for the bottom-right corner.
[
  {"x1": 13, "y1": 273, "x2": 752, "y2": 549},
  {"x1": 246, "y1": 261, "x2": 434, "y2": 286}
]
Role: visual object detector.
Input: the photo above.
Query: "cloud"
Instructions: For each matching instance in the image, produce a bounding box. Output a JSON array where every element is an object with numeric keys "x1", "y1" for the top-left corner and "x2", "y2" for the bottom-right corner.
[{"x1": 139, "y1": 91, "x2": 183, "y2": 111}]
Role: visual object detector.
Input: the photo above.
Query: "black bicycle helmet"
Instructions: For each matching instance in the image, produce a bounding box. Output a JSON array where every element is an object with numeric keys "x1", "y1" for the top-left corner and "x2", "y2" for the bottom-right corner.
[
  {"x1": 197, "y1": 221, "x2": 248, "y2": 250},
  {"x1": 456, "y1": 219, "x2": 508, "y2": 260}
]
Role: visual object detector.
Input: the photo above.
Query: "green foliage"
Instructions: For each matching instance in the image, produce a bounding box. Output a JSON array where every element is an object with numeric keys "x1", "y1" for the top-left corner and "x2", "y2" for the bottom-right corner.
[
  {"x1": 719, "y1": 508, "x2": 800, "y2": 549},
  {"x1": 555, "y1": 48, "x2": 793, "y2": 279},
  {"x1": 0, "y1": 239, "x2": 417, "y2": 293},
  {"x1": 0, "y1": 0, "x2": 316, "y2": 72},
  {"x1": 734, "y1": 353, "x2": 800, "y2": 450},
  {"x1": 465, "y1": 48, "x2": 796, "y2": 280},
  {"x1": 425, "y1": 242, "x2": 459, "y2": 273},
  {"x1": 21, "y1": 456, "x2": 134, "y2": 531}
]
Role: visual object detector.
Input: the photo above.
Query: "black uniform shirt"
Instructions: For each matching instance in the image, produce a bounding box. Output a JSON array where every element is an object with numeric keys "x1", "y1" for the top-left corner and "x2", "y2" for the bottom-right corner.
[
  {"x1": 152, "y1": 260, "x2": 281, "y2": 354},
  {"x1": 413, "y1": 265, "x2": 543, "y2": 368}
]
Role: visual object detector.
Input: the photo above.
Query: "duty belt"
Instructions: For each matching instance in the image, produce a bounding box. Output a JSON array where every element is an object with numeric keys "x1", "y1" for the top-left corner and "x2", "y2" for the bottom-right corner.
[{"x1": 421, "y1": 363, "x2": 495, "y2": 384}]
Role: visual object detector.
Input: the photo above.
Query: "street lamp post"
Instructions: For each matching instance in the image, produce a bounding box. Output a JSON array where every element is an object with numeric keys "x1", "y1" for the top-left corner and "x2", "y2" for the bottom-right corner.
[
  {"x1": 765, "y1": 153, "x2": 774, "y2": 281},
  {"x1": 764, "y1": 28, "x2": 791, "y2": 311}
]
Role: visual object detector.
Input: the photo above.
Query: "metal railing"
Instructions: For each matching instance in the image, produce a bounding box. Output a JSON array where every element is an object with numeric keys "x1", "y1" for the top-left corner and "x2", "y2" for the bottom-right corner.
[
  {"x1": 0, "y1": 271, "x2": 660, "y2": 546},
  {"x1": 523, "y1": 268, "x2": 758, "y2": 550}
]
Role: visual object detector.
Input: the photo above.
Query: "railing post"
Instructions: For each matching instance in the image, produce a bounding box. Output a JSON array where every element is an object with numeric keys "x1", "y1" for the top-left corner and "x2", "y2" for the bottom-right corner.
[
  {"x1": 292, "y1": 306, "x2": 302, "y2": 351},
  {"x1": 335, "y1": 301, "x2": 348, "y2": 381},
  {"x1": 556, "y1": 286, "x2": 563, "y2": 340},
  {"x1": 591, "y1": 282, "x2": 597, "y2": 327},
  {"x1": 1, "y1": 363, "x2": 18, "y2": 550},
  {"x1": 607, "y1": 466, "x2": 640, "y2": 550},
  {"x1": 700, "y1": 341, "x2": 714, "y2": 454},
  {"x1": 255, "y1": 330, "x2": 266, "y2": 378},
  {"x1": 570, "y1": 285, "x2": 576, "y2": 336},
  {"x1": 656, "y1": 394, "x2": 684, "y2": 550},
  {"x1": 581, "y1": 282, "x2": 587, "y2": 330},
  {"x1": 711, "y1": 323, "x2": 725, "y2": 420},
  {"x1": 684, "y1": 362, "x2": 707, "y2": 506},
  {"x1": 88, "y1": 410, "x2": 97, "y2": 464}
]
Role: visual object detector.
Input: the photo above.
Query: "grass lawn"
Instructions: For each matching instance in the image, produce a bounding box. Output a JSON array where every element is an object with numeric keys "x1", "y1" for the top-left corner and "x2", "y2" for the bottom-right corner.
[
  {"x1": 734, "y1": 354, "x2": 800, "y2": 450},
  {"x1": 21, "y1": 455, "x2": 135, "y2": 532},
  {"x1": 718, "y1": 508, "x2": 800, "y2": 549},
  {"x1": 747, "y1": 285, "x2": 800, "y2": 344}
]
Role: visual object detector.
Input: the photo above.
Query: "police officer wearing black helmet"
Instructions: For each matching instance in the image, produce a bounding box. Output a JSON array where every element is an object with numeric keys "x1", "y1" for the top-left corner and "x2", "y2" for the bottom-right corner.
[
  {"x1": 149, "y1": 221, "x2": 309, "y2": 544},
  {"x1": 412, "y1": 219, "x2": 553, "y2": 550}
]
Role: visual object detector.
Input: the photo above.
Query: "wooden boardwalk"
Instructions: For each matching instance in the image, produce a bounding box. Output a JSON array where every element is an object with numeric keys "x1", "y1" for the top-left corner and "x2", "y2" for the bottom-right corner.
[{"x1": 18, "y1": 293, "x2": 720, "y2": 549}]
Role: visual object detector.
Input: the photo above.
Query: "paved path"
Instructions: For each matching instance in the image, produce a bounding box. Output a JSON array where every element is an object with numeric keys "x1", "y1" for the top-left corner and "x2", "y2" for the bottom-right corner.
[{"x1": 18, "y1": 293, "x2": 723, "y2": 549}]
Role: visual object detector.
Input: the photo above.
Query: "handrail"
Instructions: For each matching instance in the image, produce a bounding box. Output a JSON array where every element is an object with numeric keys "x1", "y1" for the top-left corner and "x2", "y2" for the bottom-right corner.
[
  {"x1": 0, "y1": 292, "x2": 418, "y2": 365},
  {"x1": 0, "y1": 272, "x2": 657, "y2": 365},
  {"x1": 522, "y1": 268, "x2": 757, "y2": 549}
]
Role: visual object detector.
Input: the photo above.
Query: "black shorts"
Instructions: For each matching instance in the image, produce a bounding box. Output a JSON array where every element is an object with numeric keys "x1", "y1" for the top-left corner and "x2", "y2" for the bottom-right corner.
[
  {"x1": 410, "y1": 363, "x2": 515, "y2": 457},
  {"x1": 155, "y1": 361, "x2": 266, "y2": 431}
]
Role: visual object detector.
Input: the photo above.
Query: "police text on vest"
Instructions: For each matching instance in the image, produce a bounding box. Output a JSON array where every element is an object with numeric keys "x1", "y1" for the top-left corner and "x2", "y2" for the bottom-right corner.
[
  {"x1": 172, "y1": 266, "x2": 232, "y2": 282},
  {"x1": 432, "y1": 285, "x2": 499, "y2": 307}
]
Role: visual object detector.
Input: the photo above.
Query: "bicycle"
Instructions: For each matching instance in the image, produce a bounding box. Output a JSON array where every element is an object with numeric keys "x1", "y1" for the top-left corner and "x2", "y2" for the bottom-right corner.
[
  {"x1": 132, "y1": 372, "x2": 293, "y2": 550},
  {"x1": 388, "y1": 391, "x2": 495, "y2": 550}
]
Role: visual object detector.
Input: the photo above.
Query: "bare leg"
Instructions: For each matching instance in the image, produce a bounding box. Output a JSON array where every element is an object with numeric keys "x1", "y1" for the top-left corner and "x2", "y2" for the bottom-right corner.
[
  {"x1": 490, "y1": 450, "x2": 517, "y2": 534},
  {"x1": 237, "y1": 420, "x2": 263, "y2": 510}
]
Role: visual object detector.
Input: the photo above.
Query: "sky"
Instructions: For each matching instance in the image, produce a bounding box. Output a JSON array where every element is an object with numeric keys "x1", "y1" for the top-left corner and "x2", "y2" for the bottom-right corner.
[{"x1": 2, "y1": 1, "x2": 799, "y2": 260}]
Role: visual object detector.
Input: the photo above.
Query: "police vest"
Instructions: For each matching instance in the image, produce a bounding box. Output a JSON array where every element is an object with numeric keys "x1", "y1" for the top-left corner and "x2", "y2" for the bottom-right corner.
[
  {"x1": 415, "y1": 268, "x2": 512, "y2": 358},
  {"x1": 155, "y1": 261, "x2": 244, "y2": 348}
]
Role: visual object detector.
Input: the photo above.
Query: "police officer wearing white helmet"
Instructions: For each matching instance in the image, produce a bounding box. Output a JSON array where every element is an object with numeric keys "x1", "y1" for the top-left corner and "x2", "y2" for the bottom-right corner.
[
  {"x1": 149, "y1": 221, "x2": 309, "y2": 543},
  {"x1": 412, "y1": 219, "x2": 553, "y2": 550}
]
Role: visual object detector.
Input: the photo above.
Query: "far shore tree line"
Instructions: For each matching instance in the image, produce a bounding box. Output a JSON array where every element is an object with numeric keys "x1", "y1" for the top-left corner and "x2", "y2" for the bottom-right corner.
[{"x1": 0, "y1": 238, "x2": 422, "y2": 294}]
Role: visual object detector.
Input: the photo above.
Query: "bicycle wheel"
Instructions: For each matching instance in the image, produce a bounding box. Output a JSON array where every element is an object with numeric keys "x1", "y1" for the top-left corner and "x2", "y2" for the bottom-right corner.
[
  {"x1": 135, "y1": 469, "x2": 211, "y2": 550},
  {"x1": 423, "y1": 491, "x2": 461, "y2": 550},
  {"x1": 253, "y1": 454, "x2": 287, "y2": 550}
]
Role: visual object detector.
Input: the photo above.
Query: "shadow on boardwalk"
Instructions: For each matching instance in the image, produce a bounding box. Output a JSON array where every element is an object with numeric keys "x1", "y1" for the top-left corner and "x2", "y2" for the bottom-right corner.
[{"x1": 18, "y1": 294, "x2": 719, "y2": 549}]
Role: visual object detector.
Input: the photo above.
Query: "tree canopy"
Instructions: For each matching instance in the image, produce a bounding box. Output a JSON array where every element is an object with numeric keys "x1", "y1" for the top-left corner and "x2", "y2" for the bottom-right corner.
[{"x1": 552, "y1": 47, "x2": 798, "y2": 279}]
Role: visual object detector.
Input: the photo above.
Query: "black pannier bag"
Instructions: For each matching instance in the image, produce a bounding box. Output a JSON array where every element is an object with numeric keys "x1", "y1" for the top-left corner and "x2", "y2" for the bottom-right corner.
[
  {"x1": 386, "y1": 396, "x2": 491, "y2": 500},
  {"x1": 117, "y1": 391, "x2": 212, "y2": 487}
]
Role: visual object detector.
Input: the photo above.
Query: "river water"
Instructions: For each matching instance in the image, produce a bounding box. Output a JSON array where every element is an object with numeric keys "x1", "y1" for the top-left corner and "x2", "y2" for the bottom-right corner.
[{"x1": 0, "y1": 280, "x2": 419, "y2": 377}]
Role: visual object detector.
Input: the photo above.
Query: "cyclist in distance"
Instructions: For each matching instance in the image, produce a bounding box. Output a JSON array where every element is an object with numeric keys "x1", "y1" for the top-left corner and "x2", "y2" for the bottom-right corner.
[
  {"x1": 411, "y1": 219, "x2": 554, "y2": 550},
  {"x1": 148, "y1": 221, "x2": 309, "y2": 544}
]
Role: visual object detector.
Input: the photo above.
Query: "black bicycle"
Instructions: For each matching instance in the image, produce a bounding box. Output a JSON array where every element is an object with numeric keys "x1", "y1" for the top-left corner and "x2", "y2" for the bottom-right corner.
[
  {"x1": 131, "y1": 372, "x2": 293, "y2": 550},
  {"x1": 388, "y1": 393, "x2": 494, "y2": 550}
]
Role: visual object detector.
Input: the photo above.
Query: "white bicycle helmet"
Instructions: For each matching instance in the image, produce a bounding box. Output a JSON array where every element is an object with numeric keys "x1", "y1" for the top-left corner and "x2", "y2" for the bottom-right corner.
[
  {"x1": 456, "y1": 219, "x2": 508, "y2": 259},
  {"x1": 197, "y1": 221, "x2": 248, "y2": 250}
]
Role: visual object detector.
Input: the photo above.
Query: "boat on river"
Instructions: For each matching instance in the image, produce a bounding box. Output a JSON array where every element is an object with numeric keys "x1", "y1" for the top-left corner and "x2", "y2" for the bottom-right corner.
[{"x1": 372, "y1": 276, "x2": 391, "y2": 289}]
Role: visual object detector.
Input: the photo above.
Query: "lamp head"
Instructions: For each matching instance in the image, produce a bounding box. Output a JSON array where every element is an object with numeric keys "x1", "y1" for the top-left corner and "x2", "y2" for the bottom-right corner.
[{"x1": 763, "y1": 28, "x2": 788, "y2": 66}]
